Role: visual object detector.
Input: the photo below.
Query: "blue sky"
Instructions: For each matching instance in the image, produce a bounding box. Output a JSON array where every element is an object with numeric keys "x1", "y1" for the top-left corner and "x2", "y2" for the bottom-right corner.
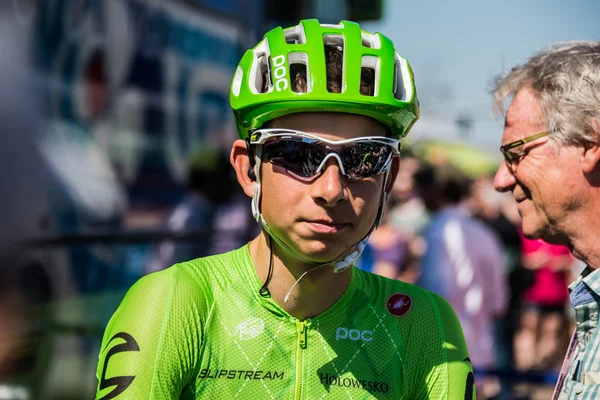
[{"x1": 364, "y1": 0, "x2": 600, "y2": 152}]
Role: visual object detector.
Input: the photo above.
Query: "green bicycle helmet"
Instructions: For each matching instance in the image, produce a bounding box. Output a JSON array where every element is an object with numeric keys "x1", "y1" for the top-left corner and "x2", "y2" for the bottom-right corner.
[{"x1": 230, "y1": 19, "x2": 419, "y2": 139}]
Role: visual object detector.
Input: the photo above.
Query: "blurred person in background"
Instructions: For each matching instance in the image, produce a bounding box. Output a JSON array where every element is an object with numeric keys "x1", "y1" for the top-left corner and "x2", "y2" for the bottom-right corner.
[
  {"x1": 515, "y1": 234, "x2": 573, "y2": 373},
  {"x1": 38, "y1": 46, "x2": 128, "y2": 293},
  {"x1": 468, "y1": 177, "x2": 523, "y2": 387},
  {"x1": 491, "y1": 41, "x2": 600, "y2": 399},
  {"x1": 388, "y1": 153, "x2": 430, "y2": 237},
  {"x1": 96, "y1": 19, "x2": 476, "y2": 399},
  {"x1": 145, "y1": 147, "x2": 239, "y2": 273},
  {"x1": 357, "y1": 153, "x2": 427, "y2": 282},
  {"x1": 415, "y1": 162, "x2": 508, "y2": 399},
  {"x1": 469, "y1": 176, "x2": 522, "y2": 273},
  {"x1": 359, "y1": 154, "x2": 425, "y2": 282},
  {"x1": 360, "y1": 200, "x2": 412, "y2": 281}
]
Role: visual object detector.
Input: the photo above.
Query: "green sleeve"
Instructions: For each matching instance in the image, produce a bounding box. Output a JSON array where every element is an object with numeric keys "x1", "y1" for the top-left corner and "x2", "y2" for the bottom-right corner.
[
  {"x1": 430, "y1": 292, "x2": 476, "y2": 400},
  {"x1": 95, "y1": 266, "x2": 206, "y2": 399}
]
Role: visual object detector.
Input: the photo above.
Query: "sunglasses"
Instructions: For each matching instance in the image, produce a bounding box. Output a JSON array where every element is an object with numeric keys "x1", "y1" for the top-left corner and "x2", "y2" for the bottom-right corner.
[{"x1": 249, "y1": 129, "x2": 401, "y2": 181}]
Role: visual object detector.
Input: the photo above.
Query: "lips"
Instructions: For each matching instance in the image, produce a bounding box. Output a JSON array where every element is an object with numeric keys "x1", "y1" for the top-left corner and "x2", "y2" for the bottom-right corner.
[
  {"x1": 513, "y1": 185, "x2": 531, "y2": 203},
  {"x1": 302, "y1": 219, "x2": 349, "y2": 233}
]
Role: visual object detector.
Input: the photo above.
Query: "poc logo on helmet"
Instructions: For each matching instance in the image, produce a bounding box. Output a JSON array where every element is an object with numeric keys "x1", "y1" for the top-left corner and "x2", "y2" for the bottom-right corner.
[
  {"x1": 335, "y1": 327, "x2": 373, "y2": 342},
  {"x1": 272, "y1": 55, "x2": 288, "y2": 92}
]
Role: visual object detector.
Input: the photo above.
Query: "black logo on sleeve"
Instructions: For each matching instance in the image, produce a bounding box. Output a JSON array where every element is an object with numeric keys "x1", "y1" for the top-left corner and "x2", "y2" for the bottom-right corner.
[{"x1": 99, "y1": 332, "x2": 140, "y2": 400}]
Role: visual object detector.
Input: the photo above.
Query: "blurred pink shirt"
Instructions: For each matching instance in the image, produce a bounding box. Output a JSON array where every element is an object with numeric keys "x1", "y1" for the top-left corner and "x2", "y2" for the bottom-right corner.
[{"x1": 520, "y1": 234, "x2": 571, "y2": 307}]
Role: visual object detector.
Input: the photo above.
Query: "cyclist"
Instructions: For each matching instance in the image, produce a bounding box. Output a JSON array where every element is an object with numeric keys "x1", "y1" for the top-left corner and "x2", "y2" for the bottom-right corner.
[{"x1": 96, "y1": 19, "x2": 475, "y2": 399}]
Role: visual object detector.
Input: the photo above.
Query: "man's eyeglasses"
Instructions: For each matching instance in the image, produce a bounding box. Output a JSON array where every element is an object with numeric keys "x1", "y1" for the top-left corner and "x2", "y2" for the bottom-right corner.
[
  {"x1": 249, "y1": 129, "x2": 401, "y2": 181},
  {"x1": 500, "y1": 131, "x2": 551, "y2": 166}
]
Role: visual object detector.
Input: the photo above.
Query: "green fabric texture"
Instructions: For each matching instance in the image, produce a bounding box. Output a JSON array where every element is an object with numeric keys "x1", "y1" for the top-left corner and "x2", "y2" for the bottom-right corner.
[
  {"x1": 96, "y1": 245, "x2": 474, "y2": 399},
  {"x1": 230, "y1": 19, "x2": 419, "y2": 139}
]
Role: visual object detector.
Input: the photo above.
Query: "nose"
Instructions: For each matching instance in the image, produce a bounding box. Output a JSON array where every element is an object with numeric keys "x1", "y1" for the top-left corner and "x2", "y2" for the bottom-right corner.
[
  {"x1": 310, "y1": 158, "x2": 348, "y2": 206},
  {"x1": 493, "y1": 161, "x2": 516, "y2": 193}
]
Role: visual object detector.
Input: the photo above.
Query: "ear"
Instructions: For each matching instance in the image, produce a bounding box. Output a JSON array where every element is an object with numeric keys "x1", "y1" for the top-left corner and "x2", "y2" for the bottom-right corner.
[
  {"x1": 230, "y1": 139, "x2": 256, "y2": 198},
  {"x1": 385, "y1": 157, "x2": 400, "y2": 193},
  {"x1": 581, "y1": 143, "x2": 600, "y2": 174}
]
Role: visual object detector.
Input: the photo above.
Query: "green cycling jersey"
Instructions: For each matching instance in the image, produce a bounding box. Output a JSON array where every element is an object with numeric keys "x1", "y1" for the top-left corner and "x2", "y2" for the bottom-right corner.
[{"x1": 96, "y1": 245, "x2": 475, "y2": 399}]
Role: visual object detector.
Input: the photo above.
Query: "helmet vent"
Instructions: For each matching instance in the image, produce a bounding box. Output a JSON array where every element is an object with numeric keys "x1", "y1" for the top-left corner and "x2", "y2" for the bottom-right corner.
[
  {"x1": 258, "y1": 54, "x2": 271, "y2": 93},
  {"x1": 290, "y1": 64, "x2": 307, "y2": 92},
  {"x1": 250, "y1": 39, "x2": 272, "y2": 93},
  {"x1": 286, "y1": 33, "x2": 302, "y2": 44},
  {"x1": 361, "y1": 32, "x2": 381, "y2": 49},
  {"x1": 323, "y1": 34, "x2": 344, "y2": 51},
  {"x1": 393, "y1": 53, "x2": 411, "y2": 101},
  {"x1": 361, "y1": 56, "x2": 379, "y2": 96},
  {"x1": 284, "y1": 24, "x2": 306, "y2": 44},
  {"x1": 232, "y1": 66, "x2": 243, "y2": 96},
  {"x1": 289, "y1": 52, "x2": 310, "y2": 92},
  {"x1": 323, "y1": 35, "x2": 345, "y2": 93}
]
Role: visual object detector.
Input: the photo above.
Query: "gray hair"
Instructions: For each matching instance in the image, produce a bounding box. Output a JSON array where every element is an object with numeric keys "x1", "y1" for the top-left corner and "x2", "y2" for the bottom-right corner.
[{"x1": 491, "y1": 41, "x2": 600, "y2": 146}]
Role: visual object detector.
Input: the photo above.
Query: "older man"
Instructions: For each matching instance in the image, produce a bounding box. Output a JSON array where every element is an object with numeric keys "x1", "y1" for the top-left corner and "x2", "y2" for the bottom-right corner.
[{"x1": 492, "y1": 41, "x2": 600, "y2": 399}]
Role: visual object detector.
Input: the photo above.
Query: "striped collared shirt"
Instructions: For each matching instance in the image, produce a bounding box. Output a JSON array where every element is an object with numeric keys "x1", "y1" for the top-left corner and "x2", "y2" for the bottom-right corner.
[{"x1": 557, "y1": 267, "x2": 600, "y2": 399}]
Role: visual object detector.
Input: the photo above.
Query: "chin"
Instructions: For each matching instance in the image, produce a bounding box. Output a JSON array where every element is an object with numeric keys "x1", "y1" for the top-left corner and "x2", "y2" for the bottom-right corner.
[
  {"x1": 522, "y1": 220, "x2": 567, "y2": 245},
  {"x1": 300, "y1": 246, "x2": 349, "y2": 264},
  {"x1": 520, "y1": 218, "x2": 545, "y2": 240},
  {"x1": 295, "y1": 240, "x2": 356, "y2": 264}
]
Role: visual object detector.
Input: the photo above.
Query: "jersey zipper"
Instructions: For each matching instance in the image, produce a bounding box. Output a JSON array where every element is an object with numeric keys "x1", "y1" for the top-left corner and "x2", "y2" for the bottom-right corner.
[{"x1": 295, "y1": 320, "x2": 307, "y2": 400}]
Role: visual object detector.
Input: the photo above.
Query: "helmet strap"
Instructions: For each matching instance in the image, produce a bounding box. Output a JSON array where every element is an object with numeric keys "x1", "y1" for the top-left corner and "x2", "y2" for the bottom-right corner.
[
  {"x1": 374, "y1": 169, "x2": 391, "y2": 228},
  {"x1": 258, "y1": 235, "x2": 274, "y2": 297},
  {"x1": 250, "y1": 146, "x2": 263, "y2": 222}
]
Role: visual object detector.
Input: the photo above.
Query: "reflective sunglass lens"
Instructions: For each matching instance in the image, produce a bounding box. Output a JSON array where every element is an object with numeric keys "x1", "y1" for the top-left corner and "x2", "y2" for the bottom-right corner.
[
  {"x1": 264, "y1": 140, "x2": 325, "y2": 178},
  {"x1": 342, "y1": 143, "x2": 391, "y2": 179},
  {"x1": 263, "y1": 138, "x2": 393, "y2": 180}
]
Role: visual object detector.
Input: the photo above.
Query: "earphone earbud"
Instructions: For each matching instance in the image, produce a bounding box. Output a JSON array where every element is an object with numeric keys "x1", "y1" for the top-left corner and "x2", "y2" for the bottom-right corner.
[{"x1": 248, "y1": 167, "x2": 256, "y2": 181}]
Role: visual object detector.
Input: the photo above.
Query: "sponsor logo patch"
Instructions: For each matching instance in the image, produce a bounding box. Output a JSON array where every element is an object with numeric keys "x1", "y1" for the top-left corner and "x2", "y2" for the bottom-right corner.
[
  {"x1": 200, "y1": 369, "x2": 284, "y2": 380},
  {"x1": 319, "y1": 373, "x2": 389, "y2": 393},
  {"x1": 386, "y1": 293, "x2": 412, "y2": 317},
  {"x1": 335, "y1": 327, "x2": 373, "y2": 342},
  {"x1": 232, "y1": 317, "x2": 264, "y2": 340}
]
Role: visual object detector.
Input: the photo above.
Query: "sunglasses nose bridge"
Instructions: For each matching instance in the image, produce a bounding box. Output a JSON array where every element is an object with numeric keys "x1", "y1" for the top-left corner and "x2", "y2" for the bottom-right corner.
[{"x1": 317, "y1": 152, "x2": 347, "y2": 176}]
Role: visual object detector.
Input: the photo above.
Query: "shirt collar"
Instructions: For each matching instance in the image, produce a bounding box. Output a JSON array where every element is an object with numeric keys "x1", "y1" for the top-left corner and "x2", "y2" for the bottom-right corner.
[
  {"x1": 581, "y1": 266, "x2": 600, "y2": 294},
  {"x1": 570, "y1": 266, "x2": 600, "y2": 293},
  {"x1": 568, "y1": 267, "x2": 600, "y2": 306}
]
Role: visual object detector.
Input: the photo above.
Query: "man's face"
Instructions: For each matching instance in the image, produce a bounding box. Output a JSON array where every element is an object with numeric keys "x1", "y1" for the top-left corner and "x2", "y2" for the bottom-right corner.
[
  {"x1": 259, "y1": 112, "x2": 394, "y2": 264},
  {"x1": 493, "y1": 87, "x2": 580, "y2": 242}
]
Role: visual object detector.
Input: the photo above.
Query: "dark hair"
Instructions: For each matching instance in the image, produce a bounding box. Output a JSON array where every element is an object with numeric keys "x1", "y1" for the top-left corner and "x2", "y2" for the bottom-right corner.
[
  {"x1": 414, "y1": 162, "x2": 469, "y2": 204},
  {"x1": 187, "y1": 149, "x2": 235, "y2": 203}
]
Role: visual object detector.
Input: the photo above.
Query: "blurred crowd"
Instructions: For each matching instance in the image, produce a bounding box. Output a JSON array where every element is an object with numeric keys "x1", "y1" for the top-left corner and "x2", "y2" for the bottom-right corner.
[{"x1": 357, "y1": 151, "x2": 582, "y2": 399}]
